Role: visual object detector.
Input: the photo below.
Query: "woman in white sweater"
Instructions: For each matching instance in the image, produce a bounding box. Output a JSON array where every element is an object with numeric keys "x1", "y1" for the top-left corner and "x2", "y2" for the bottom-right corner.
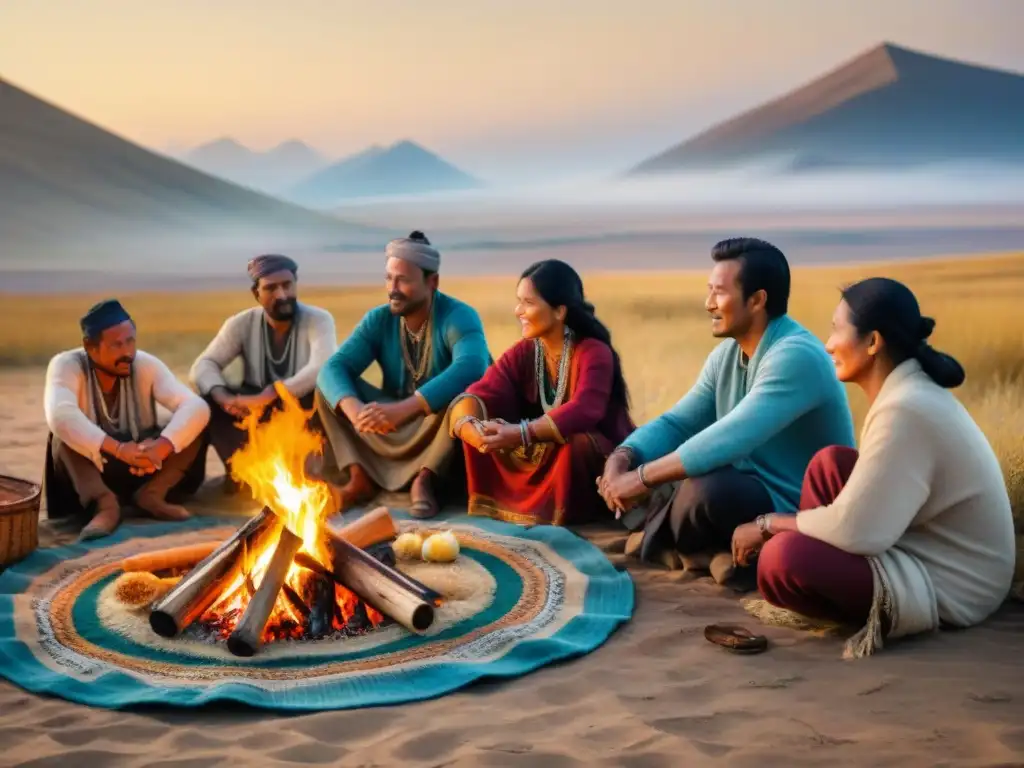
[{"x1": 732, "y1": 277, "x2": 1015, "y2": 657}]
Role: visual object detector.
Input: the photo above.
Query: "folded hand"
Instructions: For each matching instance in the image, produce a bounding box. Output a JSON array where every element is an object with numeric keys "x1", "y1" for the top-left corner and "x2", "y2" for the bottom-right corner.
[
  {"x1": 479, "y1": 423, "x2": 523, "y2": 454},
  {"x1": 355, "y1": 402, "x2": 397, "y2": 434},
  {"x1": 601, "y1": 469, "x2": 646, "y2": 518},
  {"x1": 117, "y1": 442, "x2": 158, "y2": 476},
  {"x1": 731, "y1": 522, "x2": 765, "y2": 567}
]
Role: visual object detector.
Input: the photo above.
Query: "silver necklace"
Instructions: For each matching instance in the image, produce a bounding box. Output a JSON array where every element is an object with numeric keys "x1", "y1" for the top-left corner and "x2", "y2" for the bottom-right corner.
[
  {"x1": 535, "y1": 329, "x2": 573, "y2": 413},
  {"x1": 264, "y1": 320, "x2": 294, "y2": 367}
]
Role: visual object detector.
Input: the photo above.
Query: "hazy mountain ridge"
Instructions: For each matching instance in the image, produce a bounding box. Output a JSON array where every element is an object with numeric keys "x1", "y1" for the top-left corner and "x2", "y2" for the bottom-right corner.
[
  {"x1": 181, "y1": 137, "x2": 329, "y2": 193},
  {"x1": 287, "y1": 140, "x2": 480, "y2": 207},
  {"x1": 0, "y1": 76, "x2": 388, "y2": 268},
  {"x1": 630, "y1": 43, "x2": 1024, "y2": 174}
]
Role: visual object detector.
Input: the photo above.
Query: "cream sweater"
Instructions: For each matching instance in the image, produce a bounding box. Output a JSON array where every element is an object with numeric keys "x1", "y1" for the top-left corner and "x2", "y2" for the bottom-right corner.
[
  {"x1": 797, "y1": 359, "x2": 1015, "y2": 654},
  {"x1": 44, "y1": 349, "x2": 211, "y2": 471},
  {"x1": 189, "y1": 303, "x2": 337, "y2": 398}
]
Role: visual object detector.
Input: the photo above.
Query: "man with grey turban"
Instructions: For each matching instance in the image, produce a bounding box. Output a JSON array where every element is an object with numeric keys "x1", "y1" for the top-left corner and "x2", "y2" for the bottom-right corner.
[
  {"x1": 315, "y1": 231, "x2": 491, "y2": 518},
  {"x1": 190, "y1": 254, "x2": 337, "y2": 492}
]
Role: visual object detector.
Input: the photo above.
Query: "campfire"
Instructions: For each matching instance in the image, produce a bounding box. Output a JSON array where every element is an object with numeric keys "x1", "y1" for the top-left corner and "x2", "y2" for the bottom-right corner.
[{"x1": 139, "y1": 385, "x2": 440, "y2": 657}]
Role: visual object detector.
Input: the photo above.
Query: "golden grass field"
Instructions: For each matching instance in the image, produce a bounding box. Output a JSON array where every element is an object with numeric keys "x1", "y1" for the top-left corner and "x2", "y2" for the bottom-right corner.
[{"x1": 3, "y1": 253, "x2": 1023, "y2": 544}]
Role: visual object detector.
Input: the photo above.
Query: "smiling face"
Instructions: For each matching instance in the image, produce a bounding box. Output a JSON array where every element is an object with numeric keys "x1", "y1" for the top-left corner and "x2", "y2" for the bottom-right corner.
[
  {"x1": 825, "y1": 299, "x2": 880, "y2": 383},
  {"x1": 386, "y1": 257, "x2": 436, "y2": 316},
  {"x1": 254, "y1": 269, "x2": 298, "y2": 321},
  {"x1": 706, "y1": 258, "x2": 759, "y2": 339},
  {"x1": 515, "y1": 277, "x2": 565, "y2": 340},
  {"x1": 85, "y1": 320, "x2": 137, "y2": 378}
]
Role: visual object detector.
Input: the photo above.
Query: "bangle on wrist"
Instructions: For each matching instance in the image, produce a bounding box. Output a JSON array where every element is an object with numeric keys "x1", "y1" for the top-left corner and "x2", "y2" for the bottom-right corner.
[
  {"x1": 519, "y1": 419, "x2": 531, "y2": 448},
  {"x1": 637, "y1": 463, "x2": 653, "y2": 488}
]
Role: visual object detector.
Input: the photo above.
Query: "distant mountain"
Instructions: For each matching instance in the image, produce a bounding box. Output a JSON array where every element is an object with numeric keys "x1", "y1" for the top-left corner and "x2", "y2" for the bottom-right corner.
[
  {"x1": 630, "y1": 43, "x2": 1024, "y2": 174},
  {"x1": 182, "y1": 137, "x2": 329, "y2": 193},
  {"x1": 288, "y1": 140, "x2": 480, "y2": 207},
  {"x1": 0, "y1": 77, "x2": 383, "y2": 268}
]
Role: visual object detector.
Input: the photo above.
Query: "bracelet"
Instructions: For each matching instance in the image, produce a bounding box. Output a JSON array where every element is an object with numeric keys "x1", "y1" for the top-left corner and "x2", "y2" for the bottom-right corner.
[
  {"x1": 637, "y1": 464, "x2": 653, "y2": 488},
  {"x1": 114, "y1": 442, "x2": 124, "y2": 460},
  {"x1": 756, "y1": 514, "x2": 775, "y2": 537},
  {"x1": 454, "y1": 415, "x2": 484, "y2": 438},
  {"x1": 519, "y1": 419, "x2": 530, "y2": 448}
]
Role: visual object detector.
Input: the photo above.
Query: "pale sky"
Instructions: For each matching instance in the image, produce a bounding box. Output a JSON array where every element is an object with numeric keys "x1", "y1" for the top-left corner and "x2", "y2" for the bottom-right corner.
[{"x1": 2, "y1": 0, "x2": 1023, "y2": 181}]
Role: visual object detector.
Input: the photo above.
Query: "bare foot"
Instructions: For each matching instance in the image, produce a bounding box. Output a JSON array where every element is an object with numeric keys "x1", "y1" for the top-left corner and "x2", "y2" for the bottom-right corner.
[
  {"x1": 624, "y1": 531, "x2": 645, "y2": 557},
  {"x1": 709, "y1": 552, "x2": 735, "y2": 585},
  {"x1": 79, "y1": 499, "x2": 121, "y2": 541},
  {"x1": 135, "y1": 496, "x2": 192, "y2": 522},
  {"x1": 336, "y1": 464, "x2": 377, "y2": 512}
]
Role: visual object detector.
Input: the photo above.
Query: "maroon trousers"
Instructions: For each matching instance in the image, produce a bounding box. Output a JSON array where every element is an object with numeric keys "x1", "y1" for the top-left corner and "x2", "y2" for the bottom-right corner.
[{"x1": 756, "y1": 446, "x2": 875, "y2": 625}]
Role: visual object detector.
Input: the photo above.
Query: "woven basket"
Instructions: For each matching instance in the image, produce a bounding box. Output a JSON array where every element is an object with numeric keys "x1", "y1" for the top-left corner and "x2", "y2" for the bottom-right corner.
[{"x1": 0, "y1": 474, "x2": 41, "y2": 567}]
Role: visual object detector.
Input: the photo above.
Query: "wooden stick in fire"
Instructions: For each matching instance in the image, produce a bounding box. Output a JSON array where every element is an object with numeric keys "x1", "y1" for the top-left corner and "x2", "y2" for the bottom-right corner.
[
  {"x1": 324, "y1": 530, "x2": 436, "y2": 633},
  {"x1": 149, "y1": 508, "x2": 274, "y2": 638},
  {"x1": 227, "y1": 525, "x2": 304, "y2": 657}
]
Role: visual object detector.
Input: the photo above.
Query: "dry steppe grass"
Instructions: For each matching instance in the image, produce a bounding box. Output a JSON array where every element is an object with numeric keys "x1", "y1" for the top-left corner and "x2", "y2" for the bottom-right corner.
[{"x1": 3, "y1": 253, "x2": 1022, "y2": 578}]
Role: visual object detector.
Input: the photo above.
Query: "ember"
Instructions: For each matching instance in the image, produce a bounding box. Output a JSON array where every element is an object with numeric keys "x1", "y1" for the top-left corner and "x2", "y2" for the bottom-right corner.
[{"x1": 147, "y1": 384, "x2": 439, "y2": 656}]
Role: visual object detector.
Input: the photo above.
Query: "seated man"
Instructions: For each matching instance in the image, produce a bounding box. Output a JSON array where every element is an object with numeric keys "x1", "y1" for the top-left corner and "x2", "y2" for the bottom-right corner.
[
  {"x1": 43, "y1": 299, "x2": 211, "y2": 540},
  {"x1": 598, "y1": 238, "x2": 855, "y2": 580},
  {"x1": 316, "y1": 231, "x2": 490, "y2": 518},
  {"x1": 189, "y1": 254, "x2": 337, "y2": 491}
]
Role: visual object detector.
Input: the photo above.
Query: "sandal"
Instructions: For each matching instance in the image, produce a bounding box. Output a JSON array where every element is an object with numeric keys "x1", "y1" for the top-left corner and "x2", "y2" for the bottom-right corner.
[{"x1": 703, "y1": 623, "x2": 768, "y2": 654}]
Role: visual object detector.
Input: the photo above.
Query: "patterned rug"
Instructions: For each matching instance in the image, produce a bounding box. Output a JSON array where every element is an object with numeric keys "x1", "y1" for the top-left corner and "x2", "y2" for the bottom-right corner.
[{"x1": 0, "y1": 514, "x2": 633, "y2": 711}]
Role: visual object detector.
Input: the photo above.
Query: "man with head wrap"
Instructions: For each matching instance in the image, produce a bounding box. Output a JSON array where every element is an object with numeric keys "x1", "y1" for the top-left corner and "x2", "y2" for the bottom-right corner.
[
  {"x1": 189, "y1": 254, "x2": 337, "y2": 491},
  {"x1": 43, "y1": 300, "x2": 211, "y2": 540},
  {"x1": 315, "y1": 231, "x2": 491, "y2": 518}
]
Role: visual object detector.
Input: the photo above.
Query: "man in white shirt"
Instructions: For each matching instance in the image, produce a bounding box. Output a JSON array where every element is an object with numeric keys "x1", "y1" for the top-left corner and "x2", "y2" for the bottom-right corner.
[
  {"x1": 189, "y1": 255, "x2": 336, "y2": 493},
  {"x1": 43, "y1": 299, "x2": 211, "y2": 540}
]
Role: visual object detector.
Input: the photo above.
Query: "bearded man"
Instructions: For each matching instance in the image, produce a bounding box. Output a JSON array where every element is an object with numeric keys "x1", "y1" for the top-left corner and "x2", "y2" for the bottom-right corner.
[
  {"x1": 43, "y1": 299, "x2": 211, "y2": 540},
  {"x1": 189, "y1": 254, "x2": 337, "y2": 491},
  {"x1": 598, "y1": 238, "x2": 855, "y2": 581},
  {"x1": 315, "y1": 231, "x2": 490, "y2": 518}
]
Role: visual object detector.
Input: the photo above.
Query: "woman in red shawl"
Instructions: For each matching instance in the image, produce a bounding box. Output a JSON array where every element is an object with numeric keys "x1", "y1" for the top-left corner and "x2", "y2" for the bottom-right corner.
[{"x1": 449, "y1": 260, "x2": 634, "y2": 525}]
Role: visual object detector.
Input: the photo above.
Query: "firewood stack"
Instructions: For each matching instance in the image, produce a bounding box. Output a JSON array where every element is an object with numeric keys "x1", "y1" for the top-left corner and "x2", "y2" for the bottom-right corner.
[{"x1": 136, "y1": 507, "x2": 440, "y2": 657}]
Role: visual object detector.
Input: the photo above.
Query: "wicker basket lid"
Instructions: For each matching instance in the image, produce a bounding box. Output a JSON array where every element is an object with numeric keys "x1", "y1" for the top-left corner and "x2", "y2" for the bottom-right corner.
[{"x1": 0, "y1": 474, "x2": 41, "y2": 513}]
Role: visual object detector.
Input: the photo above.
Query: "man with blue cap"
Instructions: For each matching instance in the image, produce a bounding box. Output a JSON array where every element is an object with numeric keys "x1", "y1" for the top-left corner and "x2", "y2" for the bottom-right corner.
[
  {"x1": 43, "y1": 299, "x2": 212, "y2": 540},
  {"x1": 316, "y1": 231, "x2": 491, "y2": 518},
  {"x1": 190, "y1": 254, "x2": 337, "y2": 492}
]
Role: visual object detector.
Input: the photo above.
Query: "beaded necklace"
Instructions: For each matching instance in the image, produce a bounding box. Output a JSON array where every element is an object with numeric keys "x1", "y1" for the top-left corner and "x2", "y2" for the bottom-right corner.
[{"x1": 534, "y1": 328, "x2": 573, "y2": 412}]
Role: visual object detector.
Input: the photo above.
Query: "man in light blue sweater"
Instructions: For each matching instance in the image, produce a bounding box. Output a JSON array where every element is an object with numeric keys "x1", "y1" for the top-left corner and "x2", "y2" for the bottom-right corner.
[{"x1": 599, "y1": 238, "x2": 855, "y2": 577}]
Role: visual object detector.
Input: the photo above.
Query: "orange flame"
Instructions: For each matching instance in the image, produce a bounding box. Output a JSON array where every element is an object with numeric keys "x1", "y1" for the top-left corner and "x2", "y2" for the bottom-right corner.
[
  {"x1": 201, "y1": 383, "x2": 382, "y2": 639},
  {"x1": 207, "y1": 383, "x2": 330, "y2": 630}
]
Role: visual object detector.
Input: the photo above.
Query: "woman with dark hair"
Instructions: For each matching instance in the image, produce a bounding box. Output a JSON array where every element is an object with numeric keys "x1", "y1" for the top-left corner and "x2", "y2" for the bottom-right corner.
[
  {"x1": 731, "y1": 277, "x2": 1015, "y2": 657},
  {"x1": 448, "y1": 259, "x2": 634, "y2": 525}
]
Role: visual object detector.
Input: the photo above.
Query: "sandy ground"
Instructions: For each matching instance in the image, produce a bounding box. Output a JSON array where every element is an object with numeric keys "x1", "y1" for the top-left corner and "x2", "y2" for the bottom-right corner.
[{"x1": 1, "y1": 367, "x2": 1023, "y2": 768}]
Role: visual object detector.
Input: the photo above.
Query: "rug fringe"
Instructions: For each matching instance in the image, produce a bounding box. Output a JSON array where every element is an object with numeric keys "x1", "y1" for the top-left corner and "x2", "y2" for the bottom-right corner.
[{"x1": 843, "y1": 556, "x2": 891, "y2": 659}]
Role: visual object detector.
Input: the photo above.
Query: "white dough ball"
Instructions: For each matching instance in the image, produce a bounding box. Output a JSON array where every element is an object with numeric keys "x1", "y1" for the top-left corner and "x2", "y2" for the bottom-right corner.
[
  {"x1": 392, "y1": 532, "x2": 424, "y2": 560},
  {"x1": 422, "y1": 531, "x2": 460, "y2": 563}
]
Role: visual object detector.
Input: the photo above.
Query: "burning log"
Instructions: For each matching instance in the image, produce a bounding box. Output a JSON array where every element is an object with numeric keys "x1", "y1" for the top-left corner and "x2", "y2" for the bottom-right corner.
[
  {"x1": 306, "y1": 574, "x2": 336, "y2": 639},
  {"x1": 227, "y1": 526, "x2": 304, "y2": 657},
  {"x1": 149, "y1": 508, "x2": 275, "y2": 638},
  {"x1": 325, "y1": 531, "x2": 436, "y2": 634}
]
